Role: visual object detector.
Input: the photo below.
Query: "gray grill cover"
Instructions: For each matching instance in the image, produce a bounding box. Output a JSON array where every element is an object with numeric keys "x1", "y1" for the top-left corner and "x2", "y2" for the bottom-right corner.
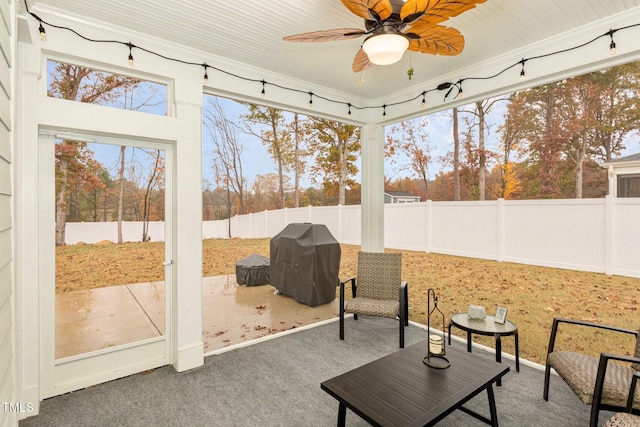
[
  {"x1": 235, "y1": 254, "x2": 270, "y2": 286},
  {"x1": 270, "y1": 223, "x2": 341, "y2": 307}
]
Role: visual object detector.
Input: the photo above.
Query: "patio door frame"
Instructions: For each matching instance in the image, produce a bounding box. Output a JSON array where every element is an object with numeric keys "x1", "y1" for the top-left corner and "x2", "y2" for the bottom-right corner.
[{"x1": 38, "y1": 130, "x2": 174, "y2": 398}]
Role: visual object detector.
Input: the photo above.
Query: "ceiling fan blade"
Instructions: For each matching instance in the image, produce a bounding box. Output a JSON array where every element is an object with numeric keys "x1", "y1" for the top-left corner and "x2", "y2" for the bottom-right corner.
[
  {"x1": 341, "y1": 0, "x2": 393, "y2": 21},
  {"x1": 402, "y1": 0, "x2": 487, "y2": 26},
  {"x1": 406, "y1": 24, "x2": 465, "y2": 55},
  {"x1": 352, "y1": 48, "x2": 374, "y2": 72},
  {"x1": 283, "y1": 28, "x2": 366, "y2": 42}
]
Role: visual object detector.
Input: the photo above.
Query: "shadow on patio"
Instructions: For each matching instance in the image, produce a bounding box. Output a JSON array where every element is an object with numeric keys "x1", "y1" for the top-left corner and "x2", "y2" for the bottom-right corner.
[{"x1": 25, "y1": 317, "x2": 616, "y2": 426}]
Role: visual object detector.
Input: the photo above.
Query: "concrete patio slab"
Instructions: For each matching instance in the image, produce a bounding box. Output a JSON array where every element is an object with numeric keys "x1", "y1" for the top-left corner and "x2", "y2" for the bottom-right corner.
[{"x1": 55, "y1": 275, "x2": 340, "y2": 358}]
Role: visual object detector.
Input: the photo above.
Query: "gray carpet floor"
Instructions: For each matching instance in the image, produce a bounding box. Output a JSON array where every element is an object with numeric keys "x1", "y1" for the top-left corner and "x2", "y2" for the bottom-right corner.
[{"x1": 20, "y1": 317, "x2": 614, "y2": 426}]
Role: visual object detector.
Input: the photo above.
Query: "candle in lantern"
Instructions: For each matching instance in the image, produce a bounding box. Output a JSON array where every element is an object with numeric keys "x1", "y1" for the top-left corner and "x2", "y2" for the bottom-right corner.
[{"x1": 429, "y1": 335, "x2": 442, "y2": 355}]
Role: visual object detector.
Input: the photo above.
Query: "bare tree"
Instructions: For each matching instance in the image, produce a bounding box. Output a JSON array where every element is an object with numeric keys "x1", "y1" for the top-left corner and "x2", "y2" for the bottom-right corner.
[{"x1": 204, "y1": 97, "x2": 247, "y2": 214}]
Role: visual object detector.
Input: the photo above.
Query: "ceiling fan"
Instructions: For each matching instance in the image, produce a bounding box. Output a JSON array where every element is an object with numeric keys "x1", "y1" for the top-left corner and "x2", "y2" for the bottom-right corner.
[{"x1": 283, "y1": 0, "x2": 487, "y2": 72}]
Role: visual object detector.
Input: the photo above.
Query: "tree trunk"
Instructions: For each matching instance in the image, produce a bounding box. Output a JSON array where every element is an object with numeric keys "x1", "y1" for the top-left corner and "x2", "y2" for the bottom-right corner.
[
  {"x1": 55, "y1": 159, "x2": 68, "y2": 245},
  {"x1": 294, "y1": 113, "x2": 300, "y2": 208},
  {"x1": 117, "y1": 145, "x2": 125, "y2": 244},
  {"x1": 476, "y1": 101, "x2": 486, "y2": 201},
  {"x1": 575, "y1": 145, "x2": 585, "y2": 199},
  {"x1": 338, "y1": 140, "x2": 346, "y2": 205},
  {"x1": 453, "y1": 107, "x2": 461, "y2": 201}
]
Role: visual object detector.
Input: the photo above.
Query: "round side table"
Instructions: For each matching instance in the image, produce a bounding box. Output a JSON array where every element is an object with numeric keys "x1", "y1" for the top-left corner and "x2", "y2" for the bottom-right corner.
[{"x1": 448, "y1": 313, "x2": 519, "y2": 386}]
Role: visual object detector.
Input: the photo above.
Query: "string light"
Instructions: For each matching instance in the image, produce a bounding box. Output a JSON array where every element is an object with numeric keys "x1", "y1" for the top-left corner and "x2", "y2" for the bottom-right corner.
[
  {"x1": 203, "y1": 63, "x2": 209, "y2": 85},
  {"x1": 39, "y1": 22, "x2": 47, "y2": 41},
  {"x1": 127, "y1": 43, "x2": 134, "y2": 67},
  {"x1": 609, "y1": 29, "x2": 617, "y2": 55},
  {"x1": 347, "y1": 103, "x2": 352, "y2": 117},
  {"x1": 382, "y1": 104, "x2": 386, "y2": 117},
  {"x1": 21, "y1": 0, "x2": 640, "y2": 120}
]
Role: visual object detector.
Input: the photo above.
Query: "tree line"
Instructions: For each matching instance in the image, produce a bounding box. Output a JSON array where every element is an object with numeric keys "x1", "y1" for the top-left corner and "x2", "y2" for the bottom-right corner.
[{"x1": 50, "y1": 59, "x2": 640, "y2": 233}]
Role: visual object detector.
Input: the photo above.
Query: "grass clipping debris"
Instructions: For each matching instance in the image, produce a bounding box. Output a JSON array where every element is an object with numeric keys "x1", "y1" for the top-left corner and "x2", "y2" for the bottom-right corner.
[{"x1": 56, "y1": 238, "x2": 640, "y2": 365}]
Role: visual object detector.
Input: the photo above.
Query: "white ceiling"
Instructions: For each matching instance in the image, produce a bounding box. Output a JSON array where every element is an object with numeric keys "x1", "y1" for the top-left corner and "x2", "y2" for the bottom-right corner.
[{"x1": 23, "y1": 0, "x2": 640, "y2": 102}]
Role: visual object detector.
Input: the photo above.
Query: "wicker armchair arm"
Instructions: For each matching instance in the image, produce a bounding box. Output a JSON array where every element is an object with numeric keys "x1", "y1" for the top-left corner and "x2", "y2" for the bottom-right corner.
[
  {"x1": 547, "y1": 318, "x2": 638, "y2": 354},
  {"x1": 592, "y1": 353, "x2": 640, "y2": 419},
  {"x1": 339, "y1": 277, "x2": 356, "y2": 298},
  {"x1": 628, "y1": 371, "x2": 640, "y2": 412}
]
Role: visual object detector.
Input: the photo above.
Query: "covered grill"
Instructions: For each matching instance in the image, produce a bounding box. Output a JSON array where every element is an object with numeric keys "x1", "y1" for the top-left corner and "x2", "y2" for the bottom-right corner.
[{"x1": 270, "y1": 223, "x2": 341, "y2": 307}]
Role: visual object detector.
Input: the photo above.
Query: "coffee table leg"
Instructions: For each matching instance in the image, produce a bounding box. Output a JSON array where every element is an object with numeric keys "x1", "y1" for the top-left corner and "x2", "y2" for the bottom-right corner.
[
  {"x1": 337, "y1": 403, "x2": 346, "y2": 427},
  {"x1": 466, "y1": 331, "x2": 472, "y2": 352},
  {"x1": 487, "y1": 385, "x2": 499, "y2": 427}
]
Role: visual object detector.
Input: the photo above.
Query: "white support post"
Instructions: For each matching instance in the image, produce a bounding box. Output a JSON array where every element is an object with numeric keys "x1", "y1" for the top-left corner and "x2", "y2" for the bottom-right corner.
[
  {"x1": 360, "y1": 124, "x2": 385, "y2": 252},
  {"x1": 172, "y1": 78, "x2": 204, "y2": 372}
]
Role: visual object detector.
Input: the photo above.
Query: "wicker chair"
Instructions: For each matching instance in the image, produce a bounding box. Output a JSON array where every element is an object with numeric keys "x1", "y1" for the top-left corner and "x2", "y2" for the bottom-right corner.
[
  {"x1": 543, "y1": 318, "x2": 640, "y2": 427},
  {"x1": 339, "y1": 251, "x2": 408, "y2": 348},
  {"x1": 604, "y1": 372, "x2": 640, "y2": 427}
]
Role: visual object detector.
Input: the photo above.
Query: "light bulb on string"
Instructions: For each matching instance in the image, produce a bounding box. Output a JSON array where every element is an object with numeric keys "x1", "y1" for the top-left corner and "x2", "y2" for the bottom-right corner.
[
  {"x1": 609, "y1": 30, "x2": 617, "y2": 55},
  {"x1": 308, "y1": 92, "x2": 314, "y2": 109},
  {"x1": 382, "y1": 105, "x2": 387, "y2": 117},
  {"x1": 421, "y1": 91, "x2": 426, "y2": 108},
  {"x1": 260, "y1": 80, "x2": 266, "y2": 97},
  {"x1": 203, "y1": 64, "x2": 209, "y2": 85},
  {"x1": 39, "y1": 22, "x2": 47, "y2": 41},
  {"x1": 519, "y1": 59, "x2": 526, "y2": 80},
  {"x1": 347, "y1": 103, "x2": 352, "y2": 117},
  {"x1": 127, "y1": 43, "x2": 134, "y2": 67}
]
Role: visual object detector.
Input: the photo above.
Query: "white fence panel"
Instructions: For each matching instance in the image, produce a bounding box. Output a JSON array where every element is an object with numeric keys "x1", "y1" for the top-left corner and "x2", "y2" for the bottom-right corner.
[
  {"x1": 65, "y1": 221, "x2": 164, "y2": 244},
  {"x1": 286, "y1": 207, "x2": 312, "y2": 225},
  {"x1": 430, "y1": 201, "x2": 498, "y2": 260},
  {"x1": 385, "y1": 202, "x2": 427, "y2": 252},
  {"x1": 503, "y1": 199, "x2": 605, "y2": 272},
  {"x1": 265, "y1": 209, "x2": 287, "y2": 237},
  {"x1": 339, "y1": 205, "x2": 361, "y2": 245},
  {"x1": 612, "y1": 198, "x2": 640, "y2": 277},
  {"x1": 202, "y1": 220, "x2": 228, "y2": 239}
]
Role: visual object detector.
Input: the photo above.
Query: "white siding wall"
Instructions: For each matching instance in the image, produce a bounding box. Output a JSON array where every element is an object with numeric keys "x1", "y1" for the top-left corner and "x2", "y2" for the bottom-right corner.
[{"x1": 0, "y1": 0, "x2": 14, "y2": 425}]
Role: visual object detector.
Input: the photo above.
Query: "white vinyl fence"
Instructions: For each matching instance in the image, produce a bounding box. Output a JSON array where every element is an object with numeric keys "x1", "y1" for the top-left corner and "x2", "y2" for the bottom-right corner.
[{"x1": 66, "y1": 196, "x2": 640, "y2": 278}]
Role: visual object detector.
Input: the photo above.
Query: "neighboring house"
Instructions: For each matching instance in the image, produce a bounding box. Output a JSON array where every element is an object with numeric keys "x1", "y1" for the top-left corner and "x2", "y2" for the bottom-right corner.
[
  {"x1": 601, "y1": 153, "x2": 640, "y2": 197},
  {"x1": 384, "y1": 191, "x2": 421, "y2": 204}
]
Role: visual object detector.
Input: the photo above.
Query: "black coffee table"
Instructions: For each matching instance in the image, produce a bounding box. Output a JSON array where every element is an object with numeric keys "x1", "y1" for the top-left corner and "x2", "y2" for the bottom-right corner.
[{"x1": 321, "y1": 342, "x2": 509, "y2": 426}]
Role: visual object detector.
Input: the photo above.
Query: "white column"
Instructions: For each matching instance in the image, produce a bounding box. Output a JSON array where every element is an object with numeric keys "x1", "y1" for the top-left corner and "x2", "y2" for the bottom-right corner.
[
  {"x1": 15, "y1": 41, "x2": 43, "y2": 415},
  {"x1": 172, "y1": 78, "x2": 204, "y2": 371},
  {"x1": 360, "y1": 124, "x2": 385, "y2": 252}
]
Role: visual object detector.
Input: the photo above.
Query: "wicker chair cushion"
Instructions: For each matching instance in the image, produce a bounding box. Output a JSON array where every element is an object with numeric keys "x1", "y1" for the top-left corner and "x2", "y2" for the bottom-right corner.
[
  {"x1": 356, "y1": 252, "x2": 402, "y2": 301},
  {"x1": 548, "y1": 351, "x2": 640, "y2": 409},
  {"x1": 604, "y1": 413, "x2": 640, "y2": 427},
  {"x1": 345, "y1": 297, "x2": 399, "y2": 319}
]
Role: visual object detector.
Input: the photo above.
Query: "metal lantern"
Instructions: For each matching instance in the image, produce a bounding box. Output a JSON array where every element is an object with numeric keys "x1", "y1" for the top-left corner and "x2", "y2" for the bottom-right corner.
[{"x1": 424, "y1": 288, "x2": 450, "y2": 369}]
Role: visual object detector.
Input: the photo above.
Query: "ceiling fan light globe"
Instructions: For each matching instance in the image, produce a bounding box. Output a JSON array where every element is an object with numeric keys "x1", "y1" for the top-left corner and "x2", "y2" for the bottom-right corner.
[{"x1": 362, "y1": 33, "x2": 409, "y2": 65}]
